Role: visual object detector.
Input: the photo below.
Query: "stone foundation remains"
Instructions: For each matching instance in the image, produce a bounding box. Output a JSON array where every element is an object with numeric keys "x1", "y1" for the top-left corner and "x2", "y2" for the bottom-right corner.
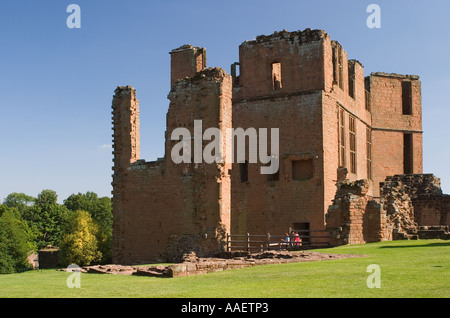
[
  {"x1": 69, "y1": 251, "x2": 364, "y2": 278},
  {"x1": 326, "y1": 174, "x2": 450, "y2": 245}
]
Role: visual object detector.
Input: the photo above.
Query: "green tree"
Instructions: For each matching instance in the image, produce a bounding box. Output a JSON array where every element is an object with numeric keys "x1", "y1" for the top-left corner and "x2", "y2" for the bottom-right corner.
[
  {"x1": 22, "y1": 190, "x2": 68, "y2": 249},
  {"x1": 2, "y1": 192, "x2": 35, "y2": 216},
  {"x1": 59, "y1": 210, "x2": 102, "y2": 267},
  {"x1": 0, "y1": 205, "x2": 36, "y2": 274},
  {"x1": 63, "y1": 192, "x2": 112, "y2": 263}
]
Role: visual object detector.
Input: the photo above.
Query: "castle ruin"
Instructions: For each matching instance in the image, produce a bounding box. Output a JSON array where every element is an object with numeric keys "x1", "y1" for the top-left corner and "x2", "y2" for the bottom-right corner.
[{"x1": 111, "y1": 29, "x2": 449, "y2": 264}]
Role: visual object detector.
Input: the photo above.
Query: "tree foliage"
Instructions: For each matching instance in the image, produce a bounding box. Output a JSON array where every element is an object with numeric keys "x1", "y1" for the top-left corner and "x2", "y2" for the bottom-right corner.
[
  {"x1": 21, "y1": 190, "x2": 68, "y2": 249},
  {"x1": 0, "y1": 205, "x2": 36, "y2": 274},
  {"x1": 59, "y1": 210, "x2": 102, "y2": 267},
  {"x1": 2, "y1": 192, "x2": 35, "y2": 215},
  {"x1": 1, "y1": 189, "x2": 113, "y2": 272},
  {"x1": 63, "y1": 192, "x2": 112, "y2": 263}
]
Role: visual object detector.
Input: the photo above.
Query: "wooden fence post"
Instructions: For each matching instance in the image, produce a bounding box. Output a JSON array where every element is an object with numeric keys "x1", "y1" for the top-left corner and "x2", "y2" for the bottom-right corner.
[{"x1": 246, "y1": 233, "x2": 250, "y2": 252}]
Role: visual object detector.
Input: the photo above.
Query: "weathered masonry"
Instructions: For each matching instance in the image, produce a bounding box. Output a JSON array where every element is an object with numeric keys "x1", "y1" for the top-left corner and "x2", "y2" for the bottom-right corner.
[{"x1": 112, "y1": 29, "x2": 447, "y2": 264}]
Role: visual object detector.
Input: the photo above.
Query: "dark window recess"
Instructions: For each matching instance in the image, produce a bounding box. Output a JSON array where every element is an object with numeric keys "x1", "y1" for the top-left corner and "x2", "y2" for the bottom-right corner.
[
  {"x1": 403, "y1": 134, "x2": 413, "y2": 174},
  {"x1": 292, "y1": 159, "x2": 313, "y2": 181},
  {"x1": 239, "y1": 161, "x2": 248, "y2": 182},
  {"x1": 231, "y1": 62, "x2": 240, "y2": 87},
  {"x1": 338, "y1": 108, "x2": 346, "y2": 167},
  {"x1": 349, "y1": 116, "x2": 357, "y2": 174},
  {"x1": 365, "y1": 90, "x2": 371, "y2": 112},
  {"x1": 332, "y1": 45, "x2": 343, "y2": 89},
  {"x1": 402, "y1": 81, "x2": 412, "y2": 115},
  {"x1": 348, "y1": 63, "x2": 355, "y2": 98},
  {"x1": 366, "y1": 127, "x2": 372, "y2": 180}
]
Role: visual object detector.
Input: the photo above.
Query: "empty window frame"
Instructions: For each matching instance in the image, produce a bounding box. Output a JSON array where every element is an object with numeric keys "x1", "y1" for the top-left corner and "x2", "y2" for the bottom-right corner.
[
  {"x1": 402, "y1": 80, "x2": 412, "y2": 115},
  {"x1": 292, "y1": 159, "x2": 314, "y2": 181},
  {"x1": 349, "y1": 116, "x2": 357, "y2": 174},
  {"x1": 231, "y1": 62, "x2": 240, "y2": 87},
  {"x1": 271, "y1": 62, "x2": 282, "y2": 90},
  {"x1": 403, "y1": 134, "x2": 413, "y2": 174},
  {"x1": 365, "y1": 90, "x2": 371, "y2": 112},
  {"x1": 338, "y1": 108, "x2": 346, "y2": 167},
  {"x1": 348, "y1": 63, "x2": 355, "y2": 99},
  {"x1": 366, "y1": 127, "x2": 372, "y2": 180},
  {"x1": 333, "y1": 44, "x2": 343, "y2": 89}
]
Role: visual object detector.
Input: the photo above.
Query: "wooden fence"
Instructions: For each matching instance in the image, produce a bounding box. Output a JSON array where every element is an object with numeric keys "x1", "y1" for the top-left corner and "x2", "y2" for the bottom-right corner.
[{"x1": 226, "y1": 229, "x2": 330, "y2": 252}]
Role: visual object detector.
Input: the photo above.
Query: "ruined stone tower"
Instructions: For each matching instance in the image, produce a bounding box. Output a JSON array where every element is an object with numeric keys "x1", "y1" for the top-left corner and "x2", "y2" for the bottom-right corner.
[{"x1": 112, "y1": 46, "x2": 232, "y2": 264}]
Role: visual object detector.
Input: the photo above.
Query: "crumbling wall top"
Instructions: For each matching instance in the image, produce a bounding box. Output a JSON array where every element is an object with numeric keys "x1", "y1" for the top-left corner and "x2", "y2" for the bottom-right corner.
[
  {"x1": 170, "y1": 44, "x2": 203, "y2": 54},
  {"x1": 114, "y1": 85, "x2": 135, "y2": 96},
  {"x1": 370, "y1": 72, "x2": 420, "y2": 80},
  {"x1": 171, "y1": 67, "x2": 230, "y2": 86},
  {"x1": 242, "y1": 28, "x2": 328, "y2": 46}
]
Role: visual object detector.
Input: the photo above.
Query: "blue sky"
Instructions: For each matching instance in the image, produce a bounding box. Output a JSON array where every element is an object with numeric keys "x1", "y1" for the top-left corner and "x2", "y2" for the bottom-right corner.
[{"x1": 0, "y1": 0, "x2": 449, "y2": 202}]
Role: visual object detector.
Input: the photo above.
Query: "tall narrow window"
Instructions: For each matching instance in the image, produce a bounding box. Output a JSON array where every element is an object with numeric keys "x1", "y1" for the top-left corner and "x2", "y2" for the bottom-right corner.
[
  {"x1": 348, "y1": 62, "x2": 355, "y2": 98},
  {"x1": 366, "y1": 127, "x2": 372, "y2": 180},
  {"x1": 272, "y1": 62, "x2": 282, "y2": 90},
  {"x1": 231, "y1": 62, "x2": 240, "y2": 87},
  {"x1": 332, "y1": 44, "x2": 343, "y2": 89},
  {"x1": 365, "y1": 90, "x2": 371, "y2": 112},
  {"x1": 402, "y1": 81, "x2": 412, "y2": 115},
  {"x1": 338, "y1": 46, "x2": 343, "y2": 89},
  {"x1": 338, "y1": 108, "x2": 346, "y2": 167},
  {"x1": 239, "y1": 161, "x2": 249, "y2": 182},
  {"x1": 403, "y1": 134, "x2": 413, "y2": 174},
  {"x1": 349, "y1": 116, "x2": 357, "y2": 174}
]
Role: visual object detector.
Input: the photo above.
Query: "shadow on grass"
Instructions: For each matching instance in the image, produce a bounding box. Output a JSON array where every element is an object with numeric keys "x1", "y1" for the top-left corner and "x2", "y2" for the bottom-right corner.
[{"x1": 379, "y1": 241, "x2": 450, "y2": 249}]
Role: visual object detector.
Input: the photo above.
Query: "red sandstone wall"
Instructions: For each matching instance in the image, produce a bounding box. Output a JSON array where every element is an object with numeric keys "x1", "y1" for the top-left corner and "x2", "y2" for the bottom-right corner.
[
  {"x1": 231, "y1": 30, "x2": 329, "y2": 236},
  {"x1": 369, "y1": 73, "x2": 423, "y2": 195},
  {"x1": 414, "y1": 196, "x2": 450, "y2": 226},
  {"x1": 235, "y1": 29, "x2": 328, "y2": 101},
  {"x1": 232, "y1": 92, "x2": 325, "y2": 235},
  {"x1": 170, "y1": 45, "x2": 206, "y2": 88},
  {"x1": 112, "y1": 69, "x2": 233, "y2": 264}
]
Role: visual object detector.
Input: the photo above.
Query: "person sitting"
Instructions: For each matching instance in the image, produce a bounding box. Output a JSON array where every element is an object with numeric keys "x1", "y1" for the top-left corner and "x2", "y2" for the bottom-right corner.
[
  {"x1": 281, "y1": 233, "x2": 290, "y2": 248},
  {"x1": 293, "y1": 232, "x2": 301, "y2": 246}
]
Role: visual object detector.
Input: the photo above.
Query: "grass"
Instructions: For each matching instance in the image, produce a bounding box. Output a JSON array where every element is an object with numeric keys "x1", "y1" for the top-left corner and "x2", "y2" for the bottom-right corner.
[{"x1": 0, "y1": 239, "x2": 449, "y2": 298}]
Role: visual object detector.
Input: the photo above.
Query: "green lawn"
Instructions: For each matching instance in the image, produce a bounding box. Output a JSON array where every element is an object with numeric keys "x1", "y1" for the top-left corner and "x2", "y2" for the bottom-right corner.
[{"x1": 1, "y1": 239, "x2": 449, "y2": 298}]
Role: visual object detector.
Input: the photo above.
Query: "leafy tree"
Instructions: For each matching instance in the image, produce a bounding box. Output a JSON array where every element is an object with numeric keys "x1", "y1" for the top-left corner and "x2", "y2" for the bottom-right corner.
[
  {"x1": 0, "y1": 205, "x2": 36, "y2": 274},
  {"x1": 22, "y1": 190, "x2": 68, "y2": 249},
  {"x1": 2, "y1": 193, "x2": 35, "y2": 216},
  {"x1": 63, "y1": 192, "x2": 112, "y2": 229},
  {"x1": 59, "y1": 210, "x2": 102, "y2": 267},
  {"x1": 63, "y1": 192, "x2": 112, "y2": 263}
]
